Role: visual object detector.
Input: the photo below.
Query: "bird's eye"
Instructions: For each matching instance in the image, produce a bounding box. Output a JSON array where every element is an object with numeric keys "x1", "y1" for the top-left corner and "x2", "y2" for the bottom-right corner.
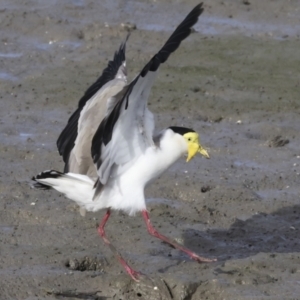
[{"x1": 188, "y1": 138, "x2": 191, "y2": 141}]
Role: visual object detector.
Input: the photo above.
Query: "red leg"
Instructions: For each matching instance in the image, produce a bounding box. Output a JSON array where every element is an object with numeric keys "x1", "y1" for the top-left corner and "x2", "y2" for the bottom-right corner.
[
  {"x1": 97, "y1": 209, "x2": 141, "y2": 281},
  {"x1": 142, "y1": 210, "x2": 216, "y2": 263}
]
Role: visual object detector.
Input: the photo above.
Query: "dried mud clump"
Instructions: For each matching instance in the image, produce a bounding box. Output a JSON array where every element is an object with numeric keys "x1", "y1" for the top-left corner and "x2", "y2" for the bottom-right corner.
[
  {"x1": 65, "y1": 256, "x2": 107, "y2": 271},
  {"x1": 268, "y1": 135, "x2": 289, "y2": 148}
]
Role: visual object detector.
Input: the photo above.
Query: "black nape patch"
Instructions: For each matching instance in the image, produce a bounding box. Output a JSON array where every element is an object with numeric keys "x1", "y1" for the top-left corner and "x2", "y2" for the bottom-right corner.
[{"x1": 169, "y1": 126, "x2": 195, "y2": 136}]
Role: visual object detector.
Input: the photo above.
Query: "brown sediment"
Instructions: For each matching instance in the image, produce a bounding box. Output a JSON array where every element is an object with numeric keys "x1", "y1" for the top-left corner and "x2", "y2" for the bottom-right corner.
[{"x1": 0, "y1": 0, "x2": 299, "y2": 299}]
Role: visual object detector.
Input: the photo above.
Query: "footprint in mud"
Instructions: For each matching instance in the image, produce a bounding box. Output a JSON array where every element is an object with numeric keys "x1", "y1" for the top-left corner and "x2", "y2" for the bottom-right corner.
[{"x1": 65, "y1": 256, "x2": 107, "y2": 272}]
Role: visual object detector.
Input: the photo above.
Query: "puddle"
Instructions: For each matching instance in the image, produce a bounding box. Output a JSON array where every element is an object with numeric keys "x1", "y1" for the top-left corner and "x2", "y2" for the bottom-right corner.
[
  {"x1": 19, "y1": 132, "x2": 35, "y2": 141},
  {"x1": 139, "y1": 14, "x2": 300, "y2": 38},
  {"x1": 234, "y1": 159, "x2": 266, "y2": 170},
  {"x1": 0, "y1": 52, "x2": 22, "y2": 58},
  {"x1": 100, "y1": 1, "x2": 299, "y2": 38},
  {"x1": 0, "y1": 226, "x2": 15, "y2": 234},
  {"x1": 194, "y1": 16, "x2": 300, "y2": 38},
  {"x1": 0, "y1": 0, "x2": 54, "y2": 10},
  {"x1": 34, "y1": 40, "x2": 82, "y2": 51},
  {"x1": 0, "y1": 265, "x2": 64, "y2": 277},
  {"x1": 257, "y1": 188, "x2": 299, "y2": 201},
  {"x1": 0, "y1": 72, "x2": 18, "y2": 81}
]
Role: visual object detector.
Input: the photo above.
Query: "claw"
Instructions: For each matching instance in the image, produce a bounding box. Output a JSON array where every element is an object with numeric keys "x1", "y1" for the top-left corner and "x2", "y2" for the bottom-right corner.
[{"x1": 190, "y1": 253, "x2": 217, "y2": 263}]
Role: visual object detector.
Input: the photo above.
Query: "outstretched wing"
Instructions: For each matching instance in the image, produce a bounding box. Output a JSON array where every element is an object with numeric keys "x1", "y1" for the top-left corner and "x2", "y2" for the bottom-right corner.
[
  {"x1": 91, "y1": 3, "x2": 204, "y2": 185},
  {"x1": 57, "y1": 36, "x2": 129, "y2": 173}
]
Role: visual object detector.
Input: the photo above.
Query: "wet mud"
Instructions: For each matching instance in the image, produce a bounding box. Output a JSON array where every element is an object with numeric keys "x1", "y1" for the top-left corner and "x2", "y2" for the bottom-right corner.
[{"x1": 0, "y1": 0, "x2": 299, "y2": 299}]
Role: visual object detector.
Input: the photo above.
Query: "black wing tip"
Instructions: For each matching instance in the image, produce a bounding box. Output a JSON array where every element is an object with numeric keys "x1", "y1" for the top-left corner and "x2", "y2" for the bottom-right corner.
[
  {"x1": 111, "y1": 33, "x2": 130, "y2": 66},
  {"x1": 78, "y1": 35, "x2": 129, "y2": 109},
  {"x1": 188, "y1": 3, "x2": 204, "y2": 19},
  {"x1": 194, "y1": 2, "x2": 204, "y2": 13},
  {"x1": 121, "y1": 32, "x2": 130, "y2": 50},
  {"x1": 140, "y1": 3, "x2": 204, "y2": 77}
]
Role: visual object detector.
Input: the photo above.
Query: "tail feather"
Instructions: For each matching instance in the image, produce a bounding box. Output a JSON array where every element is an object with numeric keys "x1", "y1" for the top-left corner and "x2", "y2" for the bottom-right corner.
[
  {"x1": 32, "y1": 170, "x2": 64, "y2": 190},
  {"x1": 32, "y1": 170, "x2": 95, "y2": 207}
]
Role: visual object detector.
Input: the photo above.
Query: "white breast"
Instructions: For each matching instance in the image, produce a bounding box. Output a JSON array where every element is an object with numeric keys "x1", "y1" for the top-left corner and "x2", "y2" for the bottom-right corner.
[{"x1": 91, "y1": 130, "x2": 188, "y2": 215}]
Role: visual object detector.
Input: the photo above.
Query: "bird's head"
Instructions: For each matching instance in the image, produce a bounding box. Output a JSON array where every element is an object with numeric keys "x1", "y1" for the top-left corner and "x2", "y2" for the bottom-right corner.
[{"x1": 169, "y1": 126, "x2": 209, "y2": 162}]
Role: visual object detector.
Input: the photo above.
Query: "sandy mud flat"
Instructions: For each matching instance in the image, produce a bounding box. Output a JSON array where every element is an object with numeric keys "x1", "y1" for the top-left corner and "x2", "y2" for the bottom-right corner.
[{"x1": 0, "y1": 0, "x2": 299, "y2": 299}]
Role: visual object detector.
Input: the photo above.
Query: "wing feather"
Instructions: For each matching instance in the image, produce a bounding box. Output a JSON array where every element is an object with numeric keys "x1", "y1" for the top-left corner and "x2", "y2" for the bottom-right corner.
[
  {"x1": 91, "y1": 3, "x2": 204, "y2": 184},
  {"x1": 57, "y1": 36, "x2": 129, "y2": 173}
]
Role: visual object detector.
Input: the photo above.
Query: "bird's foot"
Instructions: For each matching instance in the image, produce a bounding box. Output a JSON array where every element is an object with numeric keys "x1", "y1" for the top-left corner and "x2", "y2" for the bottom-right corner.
[
  {"x1": 125, "y1": 267, "x2": 143, "y2": 282},
  {"x1": 189, "y1": 252, "x2": 217, "y2": 263}
]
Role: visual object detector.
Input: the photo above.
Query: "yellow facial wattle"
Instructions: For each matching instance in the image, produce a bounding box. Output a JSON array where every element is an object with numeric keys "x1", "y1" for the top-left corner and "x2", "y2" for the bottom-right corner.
[{"x1": 183, "y1": 132, "x2": 209, "y2": 162}]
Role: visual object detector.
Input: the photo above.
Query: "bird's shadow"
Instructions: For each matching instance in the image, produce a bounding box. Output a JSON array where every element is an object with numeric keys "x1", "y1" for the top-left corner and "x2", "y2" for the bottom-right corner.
[
  {"x1": 54, "y1": 205, "x2": 300, "y2": 299},
  {"x1": 182, "y1": 204, "x2": 300, "y2": 261}
]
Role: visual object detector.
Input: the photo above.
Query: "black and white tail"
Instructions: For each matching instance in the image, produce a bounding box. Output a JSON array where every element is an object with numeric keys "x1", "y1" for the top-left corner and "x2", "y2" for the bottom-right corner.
[
  {"x1": 32, "y1": 170, "x2": 95, "y2": 207},
  {"x1": 32, "y1": 170, "x2": 64, "y2": 190}
]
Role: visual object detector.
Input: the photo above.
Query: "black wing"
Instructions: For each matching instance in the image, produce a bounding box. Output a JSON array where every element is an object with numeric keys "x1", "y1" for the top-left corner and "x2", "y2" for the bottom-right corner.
[
  {"x1": 57, "y1": 36, "x2": 129, "y2": 172},
  {"x1": 91, "y1": 3, "x2": 204, "y2": 168}
]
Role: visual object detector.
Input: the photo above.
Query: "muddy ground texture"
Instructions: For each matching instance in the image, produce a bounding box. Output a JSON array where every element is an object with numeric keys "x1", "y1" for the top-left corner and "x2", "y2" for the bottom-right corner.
[{"x1": 1, "y1": 0, "x2": 300, "y2": 299}]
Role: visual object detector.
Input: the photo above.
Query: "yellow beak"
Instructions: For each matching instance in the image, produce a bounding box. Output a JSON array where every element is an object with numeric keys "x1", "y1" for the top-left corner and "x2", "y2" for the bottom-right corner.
[
  {"x1": 186, "y1": 143, "x2": 209, "y2": 162},
  {"x1": 198, "y1": 145, "x2": 210, "y2": 159}
]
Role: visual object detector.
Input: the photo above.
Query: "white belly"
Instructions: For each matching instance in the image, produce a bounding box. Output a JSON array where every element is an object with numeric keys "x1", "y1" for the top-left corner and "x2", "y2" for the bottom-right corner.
[
  {"x1": 86, "y1": 132, "x2": 186, "y2": 215},
  {"x1": 91, "y1": 145, "x2": 182, "y2": 215}
]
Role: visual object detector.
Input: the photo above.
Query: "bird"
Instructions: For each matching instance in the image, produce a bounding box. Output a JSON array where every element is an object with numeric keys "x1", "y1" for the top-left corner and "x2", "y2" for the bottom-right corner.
[{"x1": 32, "y1": 3, "x2": 216, "y2": 281}]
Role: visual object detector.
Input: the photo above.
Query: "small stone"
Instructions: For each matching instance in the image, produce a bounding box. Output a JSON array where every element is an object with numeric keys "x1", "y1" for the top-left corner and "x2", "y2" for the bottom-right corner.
[
  {"x1": 120, "y1": 22, "x2": 137, "y2": 32},
  {"x1": 242, "y1": 0, "x2": 251, "y2": 5}
]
